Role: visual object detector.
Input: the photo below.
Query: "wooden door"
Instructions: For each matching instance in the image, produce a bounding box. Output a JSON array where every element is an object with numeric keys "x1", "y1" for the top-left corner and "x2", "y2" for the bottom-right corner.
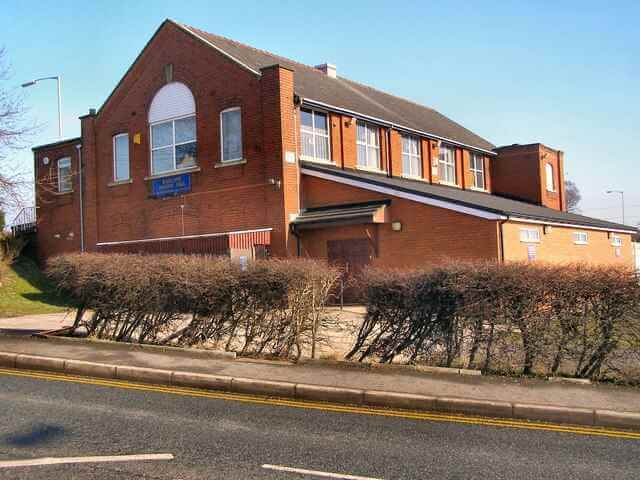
[{"x1": 327, "y1": 238, "x2": 371, "y2": 303}]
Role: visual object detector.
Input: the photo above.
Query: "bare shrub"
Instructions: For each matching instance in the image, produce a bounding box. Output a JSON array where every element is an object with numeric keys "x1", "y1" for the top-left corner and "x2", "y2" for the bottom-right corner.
[{"x1": 47, "y1": 253, "x2": 339, "y2": 360}]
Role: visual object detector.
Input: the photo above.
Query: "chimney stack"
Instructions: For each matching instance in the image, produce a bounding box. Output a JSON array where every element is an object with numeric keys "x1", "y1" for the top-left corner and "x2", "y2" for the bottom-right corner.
[{"x1": 315, "y1": 63, "x2": 337, "y2": 78}]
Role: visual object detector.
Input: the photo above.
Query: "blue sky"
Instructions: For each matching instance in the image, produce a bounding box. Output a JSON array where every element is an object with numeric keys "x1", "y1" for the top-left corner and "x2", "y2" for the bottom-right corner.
[{"x1": 2, "y1": 0, "x2": 638, "y2": 225}]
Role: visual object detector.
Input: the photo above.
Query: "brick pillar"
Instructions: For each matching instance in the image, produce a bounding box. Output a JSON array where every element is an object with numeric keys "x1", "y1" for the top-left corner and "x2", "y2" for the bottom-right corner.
[
  {"x1": 389, "y1": 129, "x2": 403, "y2": 178},
  {"x1": 260, "y1": 64, "x2": 297, "y2": 257},
  {"x1": 80, "y1": 111, "x2": 98, "y2": 251},
  {"x1": 341, "y1": 116, "x2": 357, "y2": 170}
]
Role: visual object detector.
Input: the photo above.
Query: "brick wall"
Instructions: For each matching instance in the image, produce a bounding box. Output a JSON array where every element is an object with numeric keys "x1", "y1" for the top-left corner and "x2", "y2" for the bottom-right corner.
[
  {"x1": 300, "y1": 175, "x2": 500, "y2": 268},
  {"x1": 33, "y1": 140, "x2": 83, "y2": 259},
  {"x1": 502, "y1": 221, "x2": 634, "y2": 266},
  {"x1": 493, "y1": 143, "x2": 565, "y2": 211},
  {"x1": 35, "y1": 21, "x2": 289, "y2": 259}
]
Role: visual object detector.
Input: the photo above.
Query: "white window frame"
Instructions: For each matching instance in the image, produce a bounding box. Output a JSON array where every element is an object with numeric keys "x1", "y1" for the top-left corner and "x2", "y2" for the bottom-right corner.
[
  {"x1": 470, "y1": 152, "x2": 486, "y2": 190},
  {"x1": 57, "y1": 157, "x2": 72, "y2": 193},
  {"x1": 611, "y1": 235, "x2": 623, "y2": 247},
  {"x1": 545, "y1": 163, "x2": 555, "y2": 192},
  {"x1": 149, "y1": 113, "x2": 197, "y2": 175},
  {"x1": 113, "y1": 133, "x2": 130, "y2": 182},
  {"x1": 220, "y1": 107, "x2": 243, "y2": 163},
  {"x1": 519, "y1": 228, "x2": 541, "y2": 243},
  {"x1": 299, "y1": 108, "x2": 331, "y2": 163},
  {"x1": 438, "y1": 143, "x2": 457, "y2": 185},
  {"x1": 401, "y1": 135, "x2": 422, "y2": 178},
  {"x1": 573, "y1": 231, "x2": 588, "y2": 245},
  {"x1": 356, "y1": 120, "x2": 381, "y2": 170}
]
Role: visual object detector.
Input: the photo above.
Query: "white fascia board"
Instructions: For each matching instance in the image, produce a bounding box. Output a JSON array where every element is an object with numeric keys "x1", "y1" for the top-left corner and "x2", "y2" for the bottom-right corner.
[
  {"x1": 96, "y1": 227, "x2": 273, "y2": 247},
  {"x1": 301, "y1": 168, "x2": 505, "y2": 221},
  {"x1": 301, "y1": 98, "x2": 497, "y2": 156},
  {"x1": 176, "y1": 23, "x2": 262, "y2": 76},
  {"x1": 507, "y1": 217, "x2": 637, "y2": 235}
]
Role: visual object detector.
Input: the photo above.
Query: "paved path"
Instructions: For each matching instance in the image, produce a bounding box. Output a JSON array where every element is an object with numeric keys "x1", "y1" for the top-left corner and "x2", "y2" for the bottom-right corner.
[
  {"x1": 1, "y1": 335, "x2": 639, "y2": 413},
  {"x1": 1, "y1": 371, "x2": 639, "y2": 479},
  {"x1": 0, "y1": 313, "x2": 72, "y2": 334}
]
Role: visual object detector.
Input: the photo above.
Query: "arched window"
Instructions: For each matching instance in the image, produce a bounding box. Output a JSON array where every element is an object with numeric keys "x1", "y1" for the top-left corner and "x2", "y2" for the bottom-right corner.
[{"x1": 148, "y1": 82, "x2": 196, "y2": 175}]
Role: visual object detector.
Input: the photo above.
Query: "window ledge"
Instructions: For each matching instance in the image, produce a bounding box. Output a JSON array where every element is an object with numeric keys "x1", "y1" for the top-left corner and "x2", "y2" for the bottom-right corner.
[
  {"x1": 53, "y1": 190, "x2": 73, "y2": 196},
  {"x1": 144, "y1": 166, "x2": 200, "y2": 181},
  {"x1": 300, "y1": 156, "x2": 334, "y2": 165},
  {"x1": 439, "y1": 181, "x2": 460, "y2": 188},
  {"x1": 108, "y1": 179, "x2": 133, "y2": 187},
  {"x1": 401, "y1": 174, "x2": 425, "y2": 182},
  {"x1": 574, "y1": 242, "x2": 589, "y2": 246},
  {"x1": 356, "y1": 165, "x2": 385, "y2": 174},
  {"x1": 520, "y1": 240, "x2": 541, "y2": 244},
  {"x1": 214, "y1": 159, "x2": 247, "y2": 168},
  {"x1": 468, "y1": 186, "x2": 489, "y2": 193}
]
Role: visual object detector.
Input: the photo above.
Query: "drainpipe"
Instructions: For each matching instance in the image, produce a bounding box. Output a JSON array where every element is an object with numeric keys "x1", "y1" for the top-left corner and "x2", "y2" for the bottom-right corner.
[
  {"x1": 75, "y1": 143, "x2": 85, "y2": 252},
  {"x1": 498, "y1": 218, "x2": 507, "y2": 263},
  {"x1": 290, "y1": 225, "x2": 301, "y2": 257}
]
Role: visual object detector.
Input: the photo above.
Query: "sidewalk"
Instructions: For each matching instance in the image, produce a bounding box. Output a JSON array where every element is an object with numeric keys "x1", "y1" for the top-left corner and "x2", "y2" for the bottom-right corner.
[
  {"x1": 1, "y1": 334, "x2": 639, "y2": 415},
  {"x1": 0, "y1": 312, "x2": 73, "y2": 334}
]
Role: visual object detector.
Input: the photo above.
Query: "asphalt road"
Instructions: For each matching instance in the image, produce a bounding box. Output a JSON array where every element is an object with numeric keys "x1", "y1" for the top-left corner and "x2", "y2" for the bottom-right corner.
[{"x1": 0, "y1": 371, "x2": 639, "y2": 479}]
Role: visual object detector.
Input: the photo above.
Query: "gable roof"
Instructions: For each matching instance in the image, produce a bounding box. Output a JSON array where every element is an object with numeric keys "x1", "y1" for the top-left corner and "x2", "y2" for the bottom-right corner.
[
  {"x1": 174, "y1": 21, "x2": 495, "y2": 153},
  {"x1": 300, "y1": 161, "x2": 637, "y2": 234}
]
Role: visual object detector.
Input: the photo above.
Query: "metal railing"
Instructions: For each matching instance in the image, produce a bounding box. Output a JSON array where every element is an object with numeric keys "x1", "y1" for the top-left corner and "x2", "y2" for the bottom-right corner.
[{"x1": 10, "y1": 206, "x2": 37, "y2": 235}]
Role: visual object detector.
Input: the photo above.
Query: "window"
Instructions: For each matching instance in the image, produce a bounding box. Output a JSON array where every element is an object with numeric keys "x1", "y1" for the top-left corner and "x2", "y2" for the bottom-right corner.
[
  {"x1": 438, "y1": 144, "x2": 456, "y2": 184},
  {"x1": 220, "y1": 107, "x2": 243, "y2": 162},
  {"x1": 470, "y1": 153, "x2": 485, "y2": 190},
  {"x1": 402, "y1": 135, "x2": 421, "y2": 177},
  {"x1": 113, "y1": 133, "x2": 130, "y2": 182},
  {"x1": 356, "y1": 121, "x2": 380, "y2": 169},
  {"x1": 300, "y1": 109, "x2": 330, "y2": 162},
  {"x1": 148, "y1": 82, "x2": 197, "y2": 175},
  {"x1": 520, "y1": 228, "x2": 540, "y2": 243},
  {"x1": 57, "y1": 157, "x2": 72, "y2": 193},
  {"x1": 611, "y1": 235, "x2": 623, "y2": 247},
  {"x1": 573, "y1": 231, "x2": 588, "y2": 245},
  {"x1": 545, "y1": 163, "x2": 555, "y2": 192}
]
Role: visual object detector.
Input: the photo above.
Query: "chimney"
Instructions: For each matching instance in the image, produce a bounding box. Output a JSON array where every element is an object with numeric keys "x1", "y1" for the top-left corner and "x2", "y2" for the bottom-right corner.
[{"x1": 315, "y1": 63, "x2": 337, "y2": 78}]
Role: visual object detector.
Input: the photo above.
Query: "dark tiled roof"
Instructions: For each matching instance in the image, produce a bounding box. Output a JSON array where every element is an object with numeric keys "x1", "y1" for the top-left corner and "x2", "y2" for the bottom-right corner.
[
  {"x1": 301, "y1": 161, "x2": 637, "y2": 233},
  {"x1": 292, "y1": 200, "x2": 390, "y2": 230},
  {"x1": 178, "y1": 22, "x2": 495, "y2": 152},
  {"x1": 32, "y1": 137, "x2": 81, "y2": 151}
]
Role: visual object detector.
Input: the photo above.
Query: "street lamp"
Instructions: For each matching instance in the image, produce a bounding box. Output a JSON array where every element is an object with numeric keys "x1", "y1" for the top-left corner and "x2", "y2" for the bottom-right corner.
[
  {"x1": 606, "y1": 189, "x2": 625, "y2": 225},
  {"x1": 21, "y1": 76, "x2": 63, "y2": 139}
]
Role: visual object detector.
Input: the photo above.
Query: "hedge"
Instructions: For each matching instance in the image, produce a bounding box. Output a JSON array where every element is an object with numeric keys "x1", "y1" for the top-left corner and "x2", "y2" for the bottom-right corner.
[
  {"x1": 47, "y1": 253, "x2": 340, "y2": 360},
  {"x1": 347, "y1": 262, "x2": 640, "y2": 382}
]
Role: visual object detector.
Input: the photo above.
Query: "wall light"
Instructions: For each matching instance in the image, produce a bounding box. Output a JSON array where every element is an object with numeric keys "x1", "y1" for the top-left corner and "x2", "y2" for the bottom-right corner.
[{"x1": 391, "y1": 221, "x2": 402, "y2": 232}]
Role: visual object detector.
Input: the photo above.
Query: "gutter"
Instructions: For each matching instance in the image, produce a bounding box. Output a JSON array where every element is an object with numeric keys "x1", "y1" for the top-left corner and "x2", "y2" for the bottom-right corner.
[{"x1": 300, "y1": 97, "x2": 497, "y2": 157}]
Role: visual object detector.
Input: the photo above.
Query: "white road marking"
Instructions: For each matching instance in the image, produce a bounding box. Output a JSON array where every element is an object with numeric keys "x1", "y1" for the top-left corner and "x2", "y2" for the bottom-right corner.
[
  {"x1": 0, "y1": 453, "x2": 174, "y2": 469},
  {"x1": 262, "y1": 464, "x2": 383, "y2": 480}
]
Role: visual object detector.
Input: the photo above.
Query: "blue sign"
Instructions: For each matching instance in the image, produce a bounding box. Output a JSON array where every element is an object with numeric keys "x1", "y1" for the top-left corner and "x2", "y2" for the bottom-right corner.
[{"x1": 151, "y1": 173, "x2": 191, "y2": 198}]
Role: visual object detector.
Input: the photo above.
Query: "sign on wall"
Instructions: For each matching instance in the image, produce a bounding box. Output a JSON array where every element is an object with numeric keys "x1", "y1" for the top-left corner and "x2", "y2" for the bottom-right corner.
[{"x1": 151, "y1": 173, "x2": 191, "y2": 198}]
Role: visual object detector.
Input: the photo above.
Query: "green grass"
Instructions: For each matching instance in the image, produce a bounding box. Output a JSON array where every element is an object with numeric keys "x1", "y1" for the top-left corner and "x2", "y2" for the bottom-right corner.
[{"x1": 0, "y1": 256, "x2": 72, "y2": 318}]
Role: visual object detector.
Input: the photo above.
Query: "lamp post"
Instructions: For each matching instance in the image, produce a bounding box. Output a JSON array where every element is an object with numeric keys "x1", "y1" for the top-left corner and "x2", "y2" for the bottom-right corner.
[
  {"x1": 606, "y1": 189, "x2": 625, "y2": 225},
  {"x1": 21, "y1": 76, "x2": 63, "y2": 139}
]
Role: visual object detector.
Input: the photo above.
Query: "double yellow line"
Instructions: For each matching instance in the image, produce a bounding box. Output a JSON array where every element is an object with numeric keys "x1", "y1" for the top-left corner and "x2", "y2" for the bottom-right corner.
[{"x1": 2, "y1": 367, "x2": 639, "y2": 441}]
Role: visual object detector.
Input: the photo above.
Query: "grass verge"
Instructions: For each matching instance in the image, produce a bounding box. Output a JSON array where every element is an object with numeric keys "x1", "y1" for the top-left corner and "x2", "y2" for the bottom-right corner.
[{"x1": 0, "y1": 256, "x2": 72, "y2": 318}]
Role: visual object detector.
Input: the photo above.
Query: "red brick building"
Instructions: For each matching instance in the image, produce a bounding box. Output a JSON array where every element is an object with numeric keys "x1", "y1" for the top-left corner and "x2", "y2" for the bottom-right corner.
[{"x1": 32, "y1": 19, "x2": 636, "y2": 271}]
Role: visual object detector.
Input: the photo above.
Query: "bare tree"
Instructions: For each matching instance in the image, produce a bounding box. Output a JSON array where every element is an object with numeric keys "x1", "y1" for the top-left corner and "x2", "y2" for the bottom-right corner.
[
  {"x1": 565, "y1": 179, "x2": 582, "y2": 213},
  {"x1": 0, "y1": 47, "x2": 34, "y2": 213}
]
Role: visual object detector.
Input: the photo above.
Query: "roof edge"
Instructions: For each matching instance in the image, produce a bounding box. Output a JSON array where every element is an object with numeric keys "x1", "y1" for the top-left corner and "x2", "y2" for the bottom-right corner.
[{"x1": 32, "y1": 137, "x2": 82, "y2": 151}]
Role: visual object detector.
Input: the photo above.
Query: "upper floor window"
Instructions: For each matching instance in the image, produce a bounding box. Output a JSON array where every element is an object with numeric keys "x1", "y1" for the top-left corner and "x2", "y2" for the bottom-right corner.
[
  {"x1": 573, "y1": 231, "x2": 588, "y2": 245},
  {"x1": 57, "y1": 157, "x2": 72, "y2": 193},
  {"x1": 519, "y1": 228, "x2": 540, "y2": 243},
  {"x1": 113, "y1": 133, "x2": 130, "y2": 182},
  {"x1": 545, "y1": 163, "x2": 555, "y2": 192},
  {"x1": 438, "y1": 144, "x2": 456, "y2": 184},
  {"x1": 356, "y1": 121, "x2": 380, "y2": 170},
  {"x1": 402, "y1": 135, "x2": 421, "y2": 177},
  {"x1": 148, "y1": 82, "x2": 196, "y2": 175},
  {"x1": 300, "y1": 109, "x2": 330, "y2": 162},
  {"x1": 470, "y1": 153, "x2": 485, "y2": 190},
  {"x1": 221, "y1": 107, "x2": 243, "y2": 162}
]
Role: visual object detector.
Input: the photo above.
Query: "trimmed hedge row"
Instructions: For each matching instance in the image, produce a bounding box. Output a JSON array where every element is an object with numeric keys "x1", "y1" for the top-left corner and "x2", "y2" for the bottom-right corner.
[
  {"x1": 47, "y1": 253, "x2": 340, "y2": 360},
  {"x1": 348, "y1": 262, "x2": 640, "y2": 382}
]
